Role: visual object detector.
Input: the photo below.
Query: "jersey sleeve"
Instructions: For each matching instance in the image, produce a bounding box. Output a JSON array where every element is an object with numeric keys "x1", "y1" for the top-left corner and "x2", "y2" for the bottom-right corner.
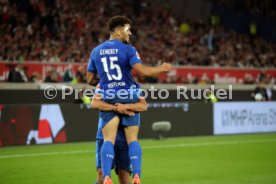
[
  {"x1": 128, "y1": 46, "x2": 143, "y2": 67},
  {"x1": 87, "y1": 50, "x2": 97, "y2": 73}
]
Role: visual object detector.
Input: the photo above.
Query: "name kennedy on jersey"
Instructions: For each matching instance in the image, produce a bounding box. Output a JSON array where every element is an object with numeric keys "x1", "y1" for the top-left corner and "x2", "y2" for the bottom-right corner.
[{"x1": 100, "y1": 49, "x2": 119, "y2": 55}]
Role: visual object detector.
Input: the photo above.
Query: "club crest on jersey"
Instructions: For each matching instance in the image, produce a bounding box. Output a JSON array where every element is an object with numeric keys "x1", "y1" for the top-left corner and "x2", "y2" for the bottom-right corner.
[{"x1": 136, "y1": 52, "x2": 141, "y2": 59}]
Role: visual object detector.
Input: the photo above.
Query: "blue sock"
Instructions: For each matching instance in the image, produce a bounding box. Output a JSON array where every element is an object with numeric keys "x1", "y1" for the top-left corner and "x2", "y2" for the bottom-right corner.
[
  {"x1": 129, "y1": 141, "x2": 142, "y2": 177},
  {"x1": 101, "y1": 141, "x2": 114, "y2": 178}
]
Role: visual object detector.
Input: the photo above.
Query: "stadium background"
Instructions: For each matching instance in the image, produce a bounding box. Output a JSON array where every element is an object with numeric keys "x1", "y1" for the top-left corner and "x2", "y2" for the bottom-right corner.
[{"x1": 0, "y1": 0, "x2": 276, "y2": 183}]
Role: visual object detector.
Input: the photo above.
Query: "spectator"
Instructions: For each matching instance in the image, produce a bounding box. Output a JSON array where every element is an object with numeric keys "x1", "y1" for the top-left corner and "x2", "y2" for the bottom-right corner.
[
  {"x1": 74, "y1": 65, "x2": 86, "y2": 83},
  {"x1": 204, "y1": 89, "x2": 218, "y2": 103},
  {"x1": 7, "y1": 64, "x2": 28, "y2": 82},
  {"x1": 63, "y1": 65, "x2": 74, "y2": 82},
  {"x1": 251, "y1": 81, "x2": 269, "y2": 101},
  {"x1": 73, "y1": 89, "x2": 91, "y2": 105},
  {"x1": 44, "y1": 66, "x2": 60, "y2": 82}
]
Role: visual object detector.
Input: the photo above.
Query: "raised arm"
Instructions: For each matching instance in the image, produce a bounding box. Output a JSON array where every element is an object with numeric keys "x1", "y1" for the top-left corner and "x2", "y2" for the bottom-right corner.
[{"x1": 132, "y1": 63, "x2": 172, "y2": 77}]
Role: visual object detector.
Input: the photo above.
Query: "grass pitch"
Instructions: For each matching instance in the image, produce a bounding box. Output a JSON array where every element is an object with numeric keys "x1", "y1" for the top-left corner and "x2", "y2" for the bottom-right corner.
[{"x1": 0, "y1": 133, "x2": 276, "y2": 184}]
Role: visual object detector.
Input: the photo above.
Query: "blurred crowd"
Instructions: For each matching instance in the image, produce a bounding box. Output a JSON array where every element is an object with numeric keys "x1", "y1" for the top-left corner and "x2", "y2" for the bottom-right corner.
[
  {"x1": 1, "y1": 0, "x2": 276, "y2": 84},
  {"x1": 211, "y1": 0, "x2": 276, "y2": 20},
  {"x1": 6, "y1": 63, "x2": 87, "y2": 83}
]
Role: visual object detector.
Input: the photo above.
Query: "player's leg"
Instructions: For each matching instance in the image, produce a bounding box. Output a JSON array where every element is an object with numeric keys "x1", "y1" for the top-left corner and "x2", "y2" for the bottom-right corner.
[
  {"x1": 97, "y1": 169, "x2": 104, "y2": 184},
  {"x1": 121, "y1": 113, "x2": 141, "y2": 184},
  {"x1": 101, "y1": 116, "x2": 120, "y2": 182},
  {"x1": 99, "y1": 168, "x2": 130, "y2": 184},
  {"x1": 96, "y1": 139, "x2": 116, "y2": 184},
  {"x1": 101, "y1": 116, "x2": 120, "y2": 144},
  {"x1": 124, "y1": 125, "x2": 141, "y2": 183},
  {"x1": 117, "y1": 170, "x2": 131, "y2": 184},
  {"x1": 114, "y1": 140, "x2": 131, "y2": 184},
  {"x1": 95, "y1": 139, "x2": 104, "y2": 184}
]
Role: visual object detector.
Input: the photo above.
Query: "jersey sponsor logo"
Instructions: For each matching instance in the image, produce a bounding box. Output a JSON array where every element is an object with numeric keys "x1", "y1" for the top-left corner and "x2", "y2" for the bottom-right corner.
[{"x1": 107, "y1": 82, "x2": 126, "y2": 88}]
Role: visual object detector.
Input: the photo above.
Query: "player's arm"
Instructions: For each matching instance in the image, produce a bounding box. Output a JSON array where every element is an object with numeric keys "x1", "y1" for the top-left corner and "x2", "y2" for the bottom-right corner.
[
  {"x1": 91, "y1": 94, "x2": 116, "y2": 111},
  {"x1": 132, "y1": 63, "x2": 172, "y2": 77},
  {"x1": 87, "y1": 50, "x2": 100, "y2": 86},
  {"x1": 87, "y1": 71, "x2": 99, "y2": 86},
  {"x1": 115, "y1": 97, "x2": 148, "y2": 113},
  {"x1": 129, "y1": 46, "x2": 172, "y2": 77},
  {"x1": 124, "y1": 97, "x2": 148, "y2": 112},
  {"x1": 91, "y1": 94, "x2": 135, "y2": 116}
]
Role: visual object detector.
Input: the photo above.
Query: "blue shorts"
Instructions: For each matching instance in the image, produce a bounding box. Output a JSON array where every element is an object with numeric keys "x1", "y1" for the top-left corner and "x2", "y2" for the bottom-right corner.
[
  {"x1": 96, "y1": 139, "x2": 131, "y2": 173},
  {"x1": 99, "y1": 111, "x2": 140, "y2": 128}
]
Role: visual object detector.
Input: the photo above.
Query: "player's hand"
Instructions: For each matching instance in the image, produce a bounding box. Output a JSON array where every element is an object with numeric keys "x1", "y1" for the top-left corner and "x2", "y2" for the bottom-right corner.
[
  {"x1": 115, "y1": 103, "x2": 135, "y2": 116},
  {"x1": 161, "y1": 63, "x2": 173, "y2": 72},
  {"x1": 122, "y1": 110, "x2": 135, "y2": 116}
]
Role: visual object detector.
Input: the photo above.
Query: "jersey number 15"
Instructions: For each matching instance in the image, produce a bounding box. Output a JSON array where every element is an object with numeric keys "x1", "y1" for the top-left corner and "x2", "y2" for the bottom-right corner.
[{"x1": 101, "y1": 56, "x2": 122, "y2": 81}]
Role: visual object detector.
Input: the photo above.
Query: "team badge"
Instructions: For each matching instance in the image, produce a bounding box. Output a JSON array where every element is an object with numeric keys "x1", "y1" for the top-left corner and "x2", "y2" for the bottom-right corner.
[{"x1": 136, "y1": 52, "x2": 141, "y2": 59}]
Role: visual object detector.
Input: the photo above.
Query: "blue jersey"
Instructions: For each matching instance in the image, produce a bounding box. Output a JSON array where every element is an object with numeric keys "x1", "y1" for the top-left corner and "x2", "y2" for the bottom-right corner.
[{"x1": 87, "y1": 39, "x2": 142, "y2": 92}]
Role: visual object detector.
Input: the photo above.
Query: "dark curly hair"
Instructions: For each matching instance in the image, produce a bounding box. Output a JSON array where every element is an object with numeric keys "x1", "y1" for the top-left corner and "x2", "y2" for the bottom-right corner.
[{"x1": 108, "y1": 15, "x2": 132, "y2": 32}]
